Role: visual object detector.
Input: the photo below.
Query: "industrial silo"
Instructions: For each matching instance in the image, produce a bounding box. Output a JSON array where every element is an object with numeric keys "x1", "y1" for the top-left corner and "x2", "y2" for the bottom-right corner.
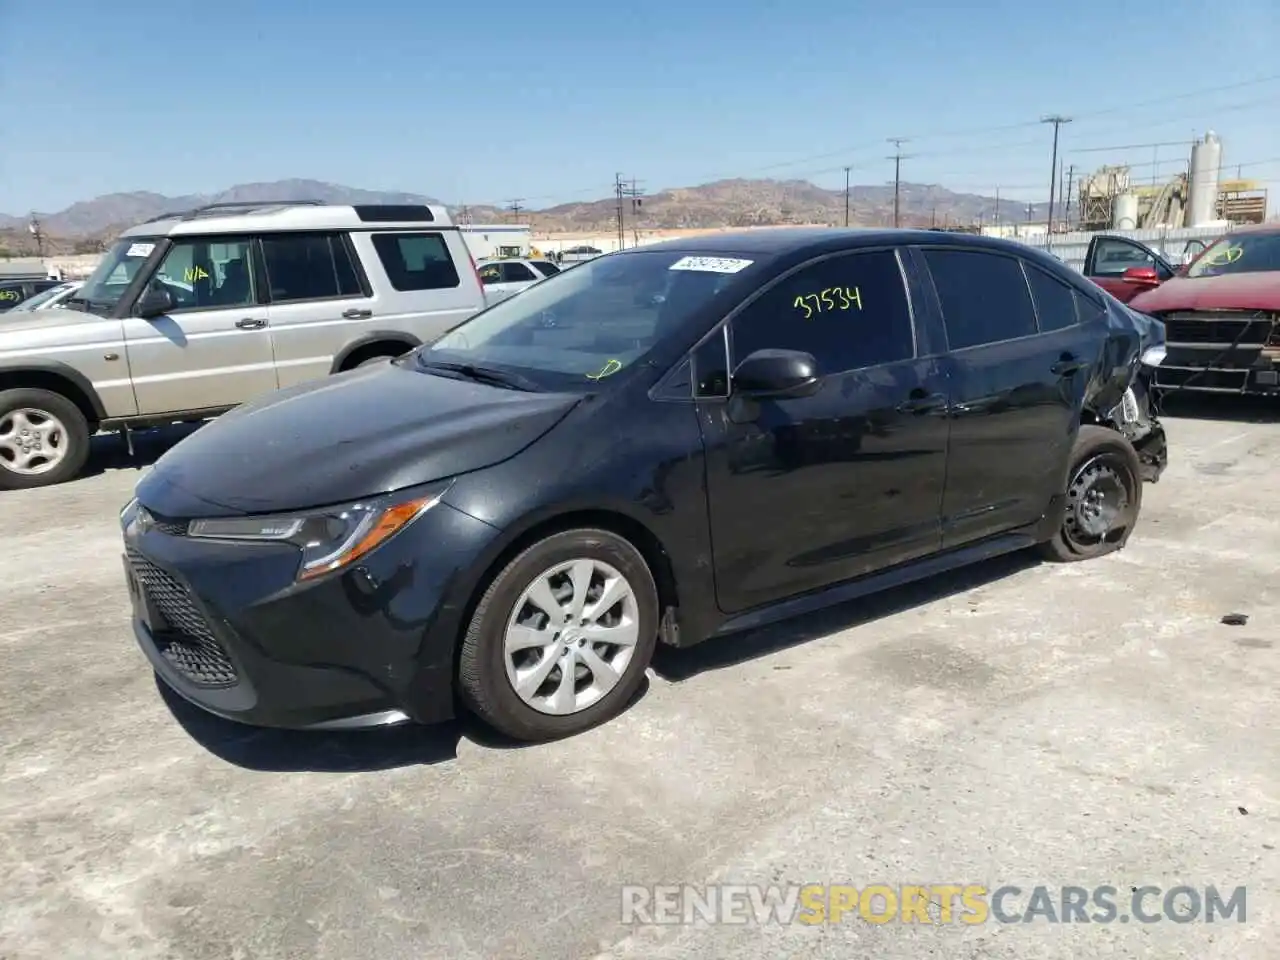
[
  {"x1": 1112, "y1": 193, "x2": 1139, "y2": 229},
  {"x1": 1186, "y1": 131, "x2": 1222, "y2": 227}
]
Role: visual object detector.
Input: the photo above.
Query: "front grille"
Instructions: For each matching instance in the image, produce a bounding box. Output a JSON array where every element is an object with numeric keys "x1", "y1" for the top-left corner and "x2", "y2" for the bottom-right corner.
[
  {"x1": 126, "y1": 548, "x2": 238, "y2": 687},
  {"x1": 1162, "y1": 310, "x2": 1275, "y2": 347}
]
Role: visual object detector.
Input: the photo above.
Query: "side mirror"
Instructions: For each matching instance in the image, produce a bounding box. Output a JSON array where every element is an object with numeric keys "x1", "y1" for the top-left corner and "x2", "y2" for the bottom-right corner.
[
  {"x1": 732, "y1": 348, "x2": 820, "y2": 399},
  {"x1": 136, "y1": 285, "x2": 176, "y2": 318},
  {"x1": 1121, "y1": 266, "x2": 1161, "y2": 288}
]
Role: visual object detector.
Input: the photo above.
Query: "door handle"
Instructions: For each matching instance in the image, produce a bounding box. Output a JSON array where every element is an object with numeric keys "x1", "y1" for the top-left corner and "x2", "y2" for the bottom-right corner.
[
  {"x1": 895, "y1": 391, "x2": 948, "y2": 415},
  {"x1": 342, "y1": 308, "x2": 373, "y2": 319},
  {"x1": 235, "y1": 318, "x2": 267, "y2": 330},
  {"x1": 1051, "y1": 355, "x2": 1085, "y2": 376}
]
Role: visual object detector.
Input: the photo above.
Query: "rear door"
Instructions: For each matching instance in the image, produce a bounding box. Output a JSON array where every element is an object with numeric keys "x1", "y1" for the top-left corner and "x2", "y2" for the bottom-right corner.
[
  {"x1": 916, "y1": 245, "x2": 1093, "y2": 547},
  {"x1": 259, "y1": 231, "x2": 377, "y2": 388},
  {"x1": 696, "y1": 247, "x2": 950, "y2": 613},
  {"x1": 1083, "y1": 235, "x2": 1175, "y2": 302},
  {"x1": 121, "y1": 235, "x2": 279, "y2": 414}
]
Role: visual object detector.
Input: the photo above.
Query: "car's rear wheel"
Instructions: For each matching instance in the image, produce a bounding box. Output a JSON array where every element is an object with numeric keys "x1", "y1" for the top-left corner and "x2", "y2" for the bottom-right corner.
[
  {"x1": 458, "y1": 529, "x2": 658, "y2": 742},
  {"x1": 1039, "y1": 425, "x2": 1143, "y2": 562},
  {"x1": 0, "y1": 388, "x2": 91, "y2": 490}
]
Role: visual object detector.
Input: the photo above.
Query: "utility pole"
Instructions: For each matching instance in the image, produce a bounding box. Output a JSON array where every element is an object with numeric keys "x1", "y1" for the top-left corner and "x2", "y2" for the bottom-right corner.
[
  {"x1": 28, "y1": 216, "x2": 44, "y2": 258},
  {"x1": 1041, "y1": 114, "x2": 1072, "y2": 250},
  {"x1": 504, "y1": 199, "x2": 525, "y2": 224},
  {"x1": 843, "y1": 166, "x2": 851, "y2": 227},
  {"x1": 994, "y1": 187, "x2": 1001, "y2": 226},
  {"x1": 614, "y1": 173, "x2": 625, "y2": 251},
  {"x1": 1063, "y1": 164, "x2": 1077, "y2": 232},
  {"x1": 887, "y1": 138, "x2": 911, "y2": 228},
  {"x1": 627, "y1": 178, "x2": 645, "y2": 247},
  {"x1": 931, "y1": 203, "x2": 937, "y2": 228}
]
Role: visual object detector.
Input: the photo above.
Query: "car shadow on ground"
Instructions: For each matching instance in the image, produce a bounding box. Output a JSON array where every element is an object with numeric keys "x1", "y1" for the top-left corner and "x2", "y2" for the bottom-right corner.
[
  {"x1": 83, "y1": 422, "x2": 206, "y2": 478},
  {"x1": 158, "y1": 673, "x2": 653, "y2": 773},
  {"x1": 652, "y1": 550, "x2": 1039, "y2": 682}
]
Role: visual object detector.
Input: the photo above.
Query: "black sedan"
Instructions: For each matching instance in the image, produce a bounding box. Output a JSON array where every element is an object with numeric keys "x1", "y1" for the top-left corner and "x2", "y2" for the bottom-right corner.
[{"x1": 121, "y1": 229, "x2": 1167, "y2": 742}]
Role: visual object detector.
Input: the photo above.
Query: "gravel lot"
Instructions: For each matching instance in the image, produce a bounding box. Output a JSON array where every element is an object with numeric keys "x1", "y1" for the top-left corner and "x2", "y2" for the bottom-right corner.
[{"x1": 1, "y1": 399, "x2": 1277, "y2": 960}]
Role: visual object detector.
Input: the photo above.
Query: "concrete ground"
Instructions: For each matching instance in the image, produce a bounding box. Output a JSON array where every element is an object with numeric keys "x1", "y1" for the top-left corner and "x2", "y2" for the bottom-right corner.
[{"x1": 1, "y1": 398, "x2": 1276, "y2": 960}]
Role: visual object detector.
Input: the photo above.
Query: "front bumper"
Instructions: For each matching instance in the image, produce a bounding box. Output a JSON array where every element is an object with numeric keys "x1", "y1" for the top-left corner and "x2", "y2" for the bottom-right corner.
[
  {"x1": 120, "y1": 498, "x2": 500, "y2": 730},
  {"x1": 1151, "y1": 311, "x2": 1280, "y2": 395}
]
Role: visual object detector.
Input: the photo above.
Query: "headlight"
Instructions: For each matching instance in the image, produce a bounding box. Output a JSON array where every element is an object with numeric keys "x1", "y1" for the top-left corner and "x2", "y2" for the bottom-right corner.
[
  {"x1": 187, "y1": 486, "x2": 447, "y2": 581},
  {"x1": 1140, "y1": 345, "x2": 1167, "y2": 367},
  {"x1": 120, "y1": 497, "x2": 137, "y2": 521}
]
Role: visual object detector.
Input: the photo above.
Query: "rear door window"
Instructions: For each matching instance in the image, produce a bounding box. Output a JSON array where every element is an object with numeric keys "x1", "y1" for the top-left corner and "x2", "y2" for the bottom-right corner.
[
  {"x1": 370, "y1": 232, "x2": 460, "y2": 291},
  {"x1": 1023, "y1": 263, "x2": 1078, "y2": 332},
  {"x1": 261, "y1": 233, "x2": 365, "y2": 302},
  {"x1": 923, "y1": 249, "x2": 1038, "y2": 350},
  {"x1": 500, "y1": 262, "x2": 538, "y2": 283}
]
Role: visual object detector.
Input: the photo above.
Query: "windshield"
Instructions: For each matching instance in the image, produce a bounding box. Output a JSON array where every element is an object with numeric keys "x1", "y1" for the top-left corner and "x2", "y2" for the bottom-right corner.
[
  {"x1": 74, "y1": 237, "x2": 161, "y2": 312},
  {"x1": 11, "y1": 283, "x2": 73, "y2": 312},
  {"x1": 416, "y1": 250, "x2": 753, "y2": 388},
  {"x1": 1185, "y1": 231, "x2": 1280, "y2": 278}
]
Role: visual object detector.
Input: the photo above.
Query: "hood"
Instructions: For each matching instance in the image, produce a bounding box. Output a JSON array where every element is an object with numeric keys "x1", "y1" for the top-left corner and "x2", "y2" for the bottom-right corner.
[
  {"x1": 135, "y1": 362, "x2": 582, "y2": 517},
  {"x1": 0, "y1": 308, "x2": 88, "y2": 335},
  {"x1": 1129, "y1": 271, "x2": 1280, "y2": 314}
]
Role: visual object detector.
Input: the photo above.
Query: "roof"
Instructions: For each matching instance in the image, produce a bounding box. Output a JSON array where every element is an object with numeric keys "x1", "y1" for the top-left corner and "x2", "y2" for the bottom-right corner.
[
  {"x1": 120, "y1": 201, "x2": 453, "y2": 239},
  {"x1": 621, "y1": 227, "x2": 1042, "y2": 259}
]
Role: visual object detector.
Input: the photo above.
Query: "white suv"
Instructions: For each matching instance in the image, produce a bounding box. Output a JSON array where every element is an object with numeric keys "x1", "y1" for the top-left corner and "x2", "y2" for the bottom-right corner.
[
  {"x1": 0, "y1": 200, "x2": 486, "y2": 489},
  {"x1": 476, "y1": 257, "x2": 561, "y2": 303}
]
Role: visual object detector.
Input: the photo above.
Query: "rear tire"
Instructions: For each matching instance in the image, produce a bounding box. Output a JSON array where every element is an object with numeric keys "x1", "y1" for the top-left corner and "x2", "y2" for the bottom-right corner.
[
  {"x1": 458, "y1": 529, "x2": 659, "y2": 742},
  {"x1": 1038, "y1": 425, "x2": 1143, "y2": 562},
  {"x1": 0, "y1": 388, "x2": 91, "y2": 490}
]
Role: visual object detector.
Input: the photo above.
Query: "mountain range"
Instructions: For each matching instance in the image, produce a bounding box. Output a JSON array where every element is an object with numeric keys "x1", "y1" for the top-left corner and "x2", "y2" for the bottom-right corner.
[{"x1": 1, "y1": 178, "x2": 1049, "y2": 255}]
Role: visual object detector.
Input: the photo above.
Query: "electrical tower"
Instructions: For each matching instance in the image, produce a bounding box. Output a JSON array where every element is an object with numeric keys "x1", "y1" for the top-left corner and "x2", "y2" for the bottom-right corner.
[
  {"x1": 504, "y1": 199, "x2": 525, "y2": 223},
  {"x1": 28, "y1": 216, "x2": 44, "y2": 258},
  {"x1": 887, "y1": 138, "x2": 912, "y2": 228}
]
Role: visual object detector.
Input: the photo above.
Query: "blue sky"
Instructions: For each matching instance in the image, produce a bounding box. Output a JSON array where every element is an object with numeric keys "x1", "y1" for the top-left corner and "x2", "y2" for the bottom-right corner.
[{"x1": 3, "y1": 0, "x2": 1277, "y2": 214}]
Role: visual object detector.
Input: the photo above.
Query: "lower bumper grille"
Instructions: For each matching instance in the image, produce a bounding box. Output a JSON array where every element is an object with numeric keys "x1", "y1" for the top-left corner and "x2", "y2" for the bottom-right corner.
[
  {"x1": 125, "y1": 548, "x2": 238, "y2": 687},
  {"x1": 1163, "y1": 310, "x2": 1276, "y2": 348}
]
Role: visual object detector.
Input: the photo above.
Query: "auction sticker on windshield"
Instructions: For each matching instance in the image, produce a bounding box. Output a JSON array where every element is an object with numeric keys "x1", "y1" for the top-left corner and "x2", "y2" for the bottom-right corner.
[
  {"x1": 669, "y1": 256, "x2": 754, "y2": 274},
  {"x1": 126, "y1": 243, "x2": 155, "y2": 258}
]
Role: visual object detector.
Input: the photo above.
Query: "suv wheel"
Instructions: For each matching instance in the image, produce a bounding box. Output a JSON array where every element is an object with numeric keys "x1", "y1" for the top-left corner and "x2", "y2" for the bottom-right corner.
[
  {"x1": 1039, "y1": 425, "x2": 1143, "y2": 562},
  {"x1": 458, "y1": 529, "x2": 659, "y2": 742},
  {"x1": 0, "y1": 388, "x2": 91, "y2": 490}
]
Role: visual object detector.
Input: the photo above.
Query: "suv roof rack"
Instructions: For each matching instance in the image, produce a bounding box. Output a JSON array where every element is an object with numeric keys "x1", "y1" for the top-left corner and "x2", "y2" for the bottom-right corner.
[{"x1": 141, "y1": 199, "x2": 326, "y2": 224}]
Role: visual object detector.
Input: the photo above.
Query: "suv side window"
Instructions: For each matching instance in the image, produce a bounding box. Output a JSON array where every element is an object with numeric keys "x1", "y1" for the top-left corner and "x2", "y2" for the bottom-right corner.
[
  {"x1": 261, "y1": 233, "x2": 364, "y2": 303},
  {"x1": 153, "y1": 237, "x2": 256, "y2": 310},
  {"x1": 478, "y1": 264, "x2": 501, "y2": 284},
  {"x1": 923, "y1": 248, "x2": 1037, "y2": 350},
  {"x1": 371, "y1": 232, "x2": 460, "y2": 291},
  {"x1": 501, "y1": 261, "x2": 538, "y2": 283},
  {"x1": 531, "y1": 260, "x2": 560, "y2": 277},
  {"x1": 731, "y1": 249, "x2": 915, "y2": 374},
  {"x1": 1023, "y1": 262, "x2": 1077, "y2": 332}
]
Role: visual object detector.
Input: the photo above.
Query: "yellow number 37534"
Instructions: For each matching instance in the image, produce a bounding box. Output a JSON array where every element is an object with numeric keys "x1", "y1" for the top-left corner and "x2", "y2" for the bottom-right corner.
[{"x1": 793, "y1": 286, "x2": 862, "y2": 319}]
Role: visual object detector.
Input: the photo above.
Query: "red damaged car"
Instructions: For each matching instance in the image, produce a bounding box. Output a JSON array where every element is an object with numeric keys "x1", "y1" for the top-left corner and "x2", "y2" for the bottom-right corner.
[{"x1": 1113, "y1": 224, "x2": 1280, "y2": 395}]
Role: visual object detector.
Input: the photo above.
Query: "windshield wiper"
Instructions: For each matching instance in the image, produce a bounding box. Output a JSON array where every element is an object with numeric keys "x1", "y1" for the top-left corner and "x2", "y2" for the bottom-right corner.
[{"x1": 416, "y1": 359, "x2": 541, "y2": 392}]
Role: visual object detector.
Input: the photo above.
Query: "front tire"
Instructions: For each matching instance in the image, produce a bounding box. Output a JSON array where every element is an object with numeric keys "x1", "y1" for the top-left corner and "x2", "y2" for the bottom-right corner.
[
  {"x1": 458, "y1": 529, "x2": 659, "y2": 742},
  {"x1": 0, "y1": 388, "x2": 91, "y2": 490},
  {"x1": 1038, "y1": 425, "x2": 1143, "y2": 562}
]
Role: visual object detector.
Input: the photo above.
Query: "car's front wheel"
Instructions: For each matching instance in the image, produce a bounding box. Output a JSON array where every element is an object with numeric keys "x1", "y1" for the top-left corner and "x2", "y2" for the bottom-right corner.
[
  {"x1": 1039, "y1": 425, "x2": 1143, "y2": 562},
  {"x1": 0, "y1": 388, "x2": 91, "y2": 490},
  {"x1": 458, "y1": 528, "x2": 659, "y2": 742}
]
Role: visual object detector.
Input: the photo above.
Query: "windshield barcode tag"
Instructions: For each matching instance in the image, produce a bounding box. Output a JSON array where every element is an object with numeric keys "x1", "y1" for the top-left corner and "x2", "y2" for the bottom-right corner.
[{"x1": 669, "y1": 256, "x2": 754, "y2": 274}]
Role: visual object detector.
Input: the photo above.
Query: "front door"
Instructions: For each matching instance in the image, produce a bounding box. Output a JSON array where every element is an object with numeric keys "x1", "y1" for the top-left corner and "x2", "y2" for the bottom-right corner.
[
  {"x1": 696, "y1": 248, "x2": 950, "y2": 615},
  {"x1": 917, "y1": 246, "x2": 1094, "y2": 547},
  {"x1": 1082, "y1": 235, "x2": 1175, "y2": 302},
  {"x1": 122, "y1": 236, "x2": 278, "y2": 415}
]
